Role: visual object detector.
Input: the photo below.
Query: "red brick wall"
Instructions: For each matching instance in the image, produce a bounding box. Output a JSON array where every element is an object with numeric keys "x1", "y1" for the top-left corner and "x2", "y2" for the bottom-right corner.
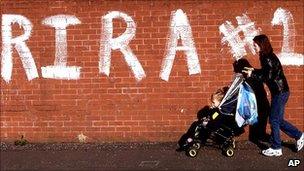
[{"x1": 1, "y1": 0, "x2": 303, "y2": 142}]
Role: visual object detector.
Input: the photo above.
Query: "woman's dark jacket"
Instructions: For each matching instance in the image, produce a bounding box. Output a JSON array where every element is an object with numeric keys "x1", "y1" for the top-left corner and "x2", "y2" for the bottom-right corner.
[{"x1": 252, "y1": 53, "x2": 289, "y2": 96}]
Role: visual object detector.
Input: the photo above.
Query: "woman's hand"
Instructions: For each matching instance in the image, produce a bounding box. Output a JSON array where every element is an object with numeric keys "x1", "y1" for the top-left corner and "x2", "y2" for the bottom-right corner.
[{"x1": 242, "y1": 67, "x2": 254, "y2": 77}]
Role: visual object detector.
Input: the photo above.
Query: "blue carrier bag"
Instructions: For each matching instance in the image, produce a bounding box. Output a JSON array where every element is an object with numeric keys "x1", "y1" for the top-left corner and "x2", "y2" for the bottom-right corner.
[{"x1": 235, "y1": 82, "x2": 258, "y2": 127}]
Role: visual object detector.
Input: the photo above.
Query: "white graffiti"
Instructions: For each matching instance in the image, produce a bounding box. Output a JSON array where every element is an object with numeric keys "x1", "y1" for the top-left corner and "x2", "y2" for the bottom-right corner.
[
  {"x1": 160, "y1": 9, "x2": 201, "y2": 81},
  {"x1": 99, "y1": 11, "x2": 146, "y2": 82},
  {"x1": 236, "y1": 14, "x2": 261, "y2": 55},
  {"x1": 1, "y1": 14, "x2": 39, "y2": 83},
  {"x1": 219, "y1": 14, "x2": 260, "y2": 60},
  {"x1": 1, "y1": 8, "x2": 303, "y2": 83},
  {"x1": 41, "y1": 15, "x2": 82, "y2": 79},
  {"x1": 272, "y1": 7, "x2": 304, "y2": 66}
]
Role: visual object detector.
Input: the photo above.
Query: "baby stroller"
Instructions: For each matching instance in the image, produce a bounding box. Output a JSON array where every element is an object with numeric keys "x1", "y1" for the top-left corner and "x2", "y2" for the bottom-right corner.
[{"x1": 178, "y1": 74, "x2": 258, "y2": 157}]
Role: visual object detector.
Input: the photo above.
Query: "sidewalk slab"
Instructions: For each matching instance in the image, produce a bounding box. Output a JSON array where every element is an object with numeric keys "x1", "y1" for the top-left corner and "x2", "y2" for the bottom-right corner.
[{"x1": 1, "y1": 141, "x2": 303, "y2": 171}]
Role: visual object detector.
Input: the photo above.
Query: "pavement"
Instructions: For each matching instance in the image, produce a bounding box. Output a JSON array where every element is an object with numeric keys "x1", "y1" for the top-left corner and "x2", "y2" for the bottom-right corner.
[{"x1": 0, "y1": 140, "x2": 303, "y2": 171}]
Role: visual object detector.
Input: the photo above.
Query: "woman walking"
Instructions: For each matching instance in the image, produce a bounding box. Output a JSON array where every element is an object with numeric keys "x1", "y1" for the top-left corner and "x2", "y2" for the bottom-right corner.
[{"x1": 243, "y1": 34, "x2": 304, "y2": 156}]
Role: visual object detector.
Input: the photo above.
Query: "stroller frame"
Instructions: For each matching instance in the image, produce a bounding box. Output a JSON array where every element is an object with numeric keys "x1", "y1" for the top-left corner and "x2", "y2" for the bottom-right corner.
[
  {"x1": 181, "y1": 74, "x2": 253, "y2": 158},
  {"x1": 185, "y1": 121, "x2": 236, "y2": 158}
]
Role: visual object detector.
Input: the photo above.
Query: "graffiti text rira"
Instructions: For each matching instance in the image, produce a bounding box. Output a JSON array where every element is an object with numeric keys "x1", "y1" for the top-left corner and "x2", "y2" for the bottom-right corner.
[{"x1": 1, "y1": 8, "x2": 303, "y2": 83}]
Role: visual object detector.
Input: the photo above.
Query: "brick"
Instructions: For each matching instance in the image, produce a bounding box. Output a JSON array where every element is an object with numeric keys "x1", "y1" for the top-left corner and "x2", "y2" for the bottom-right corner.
[{"x1": 0, "y1": 0, "x2": 303, "y2": 142}]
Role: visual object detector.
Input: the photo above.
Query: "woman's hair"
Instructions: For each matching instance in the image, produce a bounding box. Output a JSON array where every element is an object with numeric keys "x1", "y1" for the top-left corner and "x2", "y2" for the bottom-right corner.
[
  {"x1": 253, "y1": 34, "x2": 273, "y2": 55},
  {"x1": 211, "y1": 86, "x2": 229, "y2": 102}
]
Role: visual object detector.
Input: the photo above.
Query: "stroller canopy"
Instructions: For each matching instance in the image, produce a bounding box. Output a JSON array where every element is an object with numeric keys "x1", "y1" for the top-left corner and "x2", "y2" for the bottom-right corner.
[{"x1": 218, "y1": 74, "x2": 258, "y2": 127}]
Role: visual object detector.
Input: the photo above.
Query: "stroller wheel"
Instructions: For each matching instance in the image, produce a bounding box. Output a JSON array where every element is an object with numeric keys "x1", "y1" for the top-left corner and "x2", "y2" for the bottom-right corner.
[
  {"x1": 187, "y1": 147, "x2": 198, "y2": 158},
  {"x1": 193, "y1": 142, "x2": 201, "y2": 150},
  {"x1": 223, "y1": 147, "x2": 234, "y2": 157}
]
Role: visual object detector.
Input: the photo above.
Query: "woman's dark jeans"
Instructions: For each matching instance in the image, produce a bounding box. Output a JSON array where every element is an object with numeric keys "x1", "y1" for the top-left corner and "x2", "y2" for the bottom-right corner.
[{"x1": 270, "y1": 91, "x2": 302, "y2": 149}]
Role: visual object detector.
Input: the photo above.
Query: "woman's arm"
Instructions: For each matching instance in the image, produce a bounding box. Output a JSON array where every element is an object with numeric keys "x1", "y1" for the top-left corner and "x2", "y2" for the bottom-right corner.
[
  {"x1": 252, "y1": 57, "x2": 280, "y2": 82},
  {"x1": 243, "y1": 55, "x2": 280, "y2": 82}
]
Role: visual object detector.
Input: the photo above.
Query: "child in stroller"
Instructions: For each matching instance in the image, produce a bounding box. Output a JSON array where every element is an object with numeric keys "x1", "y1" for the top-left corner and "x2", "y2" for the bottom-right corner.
[
  {"x1": 177, "y1": 74, "x2": 257, "y2": 157},
  {"x1": 177, "y1": 87, "x2": 241, "y2": 157}
]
